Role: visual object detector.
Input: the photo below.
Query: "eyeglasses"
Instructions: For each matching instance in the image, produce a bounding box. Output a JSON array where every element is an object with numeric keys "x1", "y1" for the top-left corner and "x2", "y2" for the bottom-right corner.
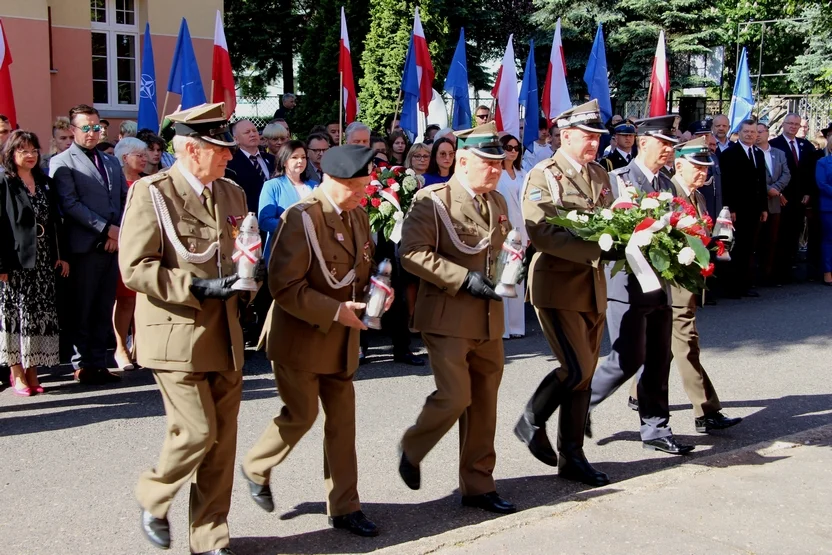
[
  {"x1": 438, "y1": 151, "x2": 455, "y2": 158},
  {"x1": 503, "y1": 144, "x2": 521, "y2": 152},
  {"x1": 73, "y1": 124, "x2": 102, "y2": 133},
  {"x1": 413, "y1": 154, "x2": 430, "y2": 160},
  {"x1": 309, "y1": 148, "x2": 329, "y2": 154},
  {"x1": 16, "y1": 149, "x2": 40, "y2": 157}
]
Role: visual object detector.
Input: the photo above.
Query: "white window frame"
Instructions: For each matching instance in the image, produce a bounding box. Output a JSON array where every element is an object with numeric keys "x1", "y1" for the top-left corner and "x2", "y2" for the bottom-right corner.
[{"x1": 91, "y1": 0, "x2": 140, "y2": 111}]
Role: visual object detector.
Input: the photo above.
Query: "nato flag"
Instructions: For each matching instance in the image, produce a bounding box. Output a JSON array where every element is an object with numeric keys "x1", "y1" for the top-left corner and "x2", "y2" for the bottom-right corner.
[
  {"x1": 728, "y1": 47, "x2": 754, "y2": 134},
  {"x1": 167, "y1": 18, "x2": 206, "y2": 109},
  {"x1": 137, "y1": 23, "x2": 158, "y2": 132}
]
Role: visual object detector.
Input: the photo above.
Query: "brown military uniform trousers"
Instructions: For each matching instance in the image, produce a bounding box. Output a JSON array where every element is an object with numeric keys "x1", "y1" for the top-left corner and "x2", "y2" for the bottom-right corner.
[
  {"x1": 629, "y1": 301, "x2": 721, "y2": 417},
  {"x1": 536, "y1": 307, "x2": 606, "y2": 392},
  {"x1": 243, "y1": 363, "x2": 360, "y2": 517},
  {"x1": 402, "y1": 333, "x2": 504, "y2": 496},
  {"x1": 136, "y1": 369, "x2": 242, "y2": 554}
]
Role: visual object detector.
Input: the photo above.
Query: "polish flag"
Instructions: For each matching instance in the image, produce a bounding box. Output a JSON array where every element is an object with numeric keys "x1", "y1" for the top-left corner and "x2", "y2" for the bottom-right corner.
[
  {"x1": 648, "y1": 30, "x2": 668, "y2": 117},
  {"x1": 542, "y1": 18, "x2": 571, "y2": 120},
  {"x1": 339, "y1": 7, "x2": 358, "y2": 124},
  {"x1": 211, "y1": 10, "x2": 236, "y2": 116},
  {"x1": 0, "y1": 19, "x2": 17, "y2": 129},
  {"x1": 412, "y1": 8, "x2": 435, "y2": 114},
  {"x1": 491, "y1": 34, "x2": 520, "y2": 139}
]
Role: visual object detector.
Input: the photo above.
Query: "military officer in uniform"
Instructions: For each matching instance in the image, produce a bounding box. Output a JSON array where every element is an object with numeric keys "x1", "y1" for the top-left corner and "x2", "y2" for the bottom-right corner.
[
  {"x1": 513, "y1": 100, "x2": 615, "y2": 487},
  {"x1": 588, "y1": 115, "x2": 695, "y2": 456},
  {"x1": 397, "y1": 122, "x2": 516, "y2": 515},
  {"x1": 601, "y1": 121, "x2": 637, "y2": 171},
  {"x1": 120, "y1": 103, "x2": 247, "y2": 555},
  {"x1": 625, "y1": 137, "x2": 743, "y2": 433},
  {"x1": 241, "y1": 145, "x2": 386, "y2": 537}
]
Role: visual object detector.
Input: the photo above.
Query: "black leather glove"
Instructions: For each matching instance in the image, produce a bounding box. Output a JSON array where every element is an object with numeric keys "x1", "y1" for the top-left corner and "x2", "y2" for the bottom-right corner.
[
  {"x1": 190, "y1": 275, "x2": 239, "y2": 302},
  {"x1": 462, "y1": 271, "x2": 502, "y2": 301},
  {"x1": 255, "y1": 258, "x2": 267, "y2": 283}
]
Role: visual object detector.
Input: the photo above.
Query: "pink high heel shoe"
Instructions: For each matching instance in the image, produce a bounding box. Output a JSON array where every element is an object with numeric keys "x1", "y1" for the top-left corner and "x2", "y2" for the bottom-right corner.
[{"x1": 9, "y1": 371, "x2": 32, "y2": 397}]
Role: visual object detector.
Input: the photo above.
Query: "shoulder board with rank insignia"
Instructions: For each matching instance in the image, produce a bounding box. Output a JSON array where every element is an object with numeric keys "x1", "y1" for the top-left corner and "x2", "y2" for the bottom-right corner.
[{"x1": 217, "y1": 176, "x2": 243, "y2": 189}]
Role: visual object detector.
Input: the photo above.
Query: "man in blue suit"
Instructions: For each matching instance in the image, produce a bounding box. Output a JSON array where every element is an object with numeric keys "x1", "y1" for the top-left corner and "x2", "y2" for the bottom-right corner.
[
  {"x1": 51, "y1": 104, "x2": 127, "y2": 385},
  {"x1": 588, "y1": 115, "x2": 695, "y2": 455}
]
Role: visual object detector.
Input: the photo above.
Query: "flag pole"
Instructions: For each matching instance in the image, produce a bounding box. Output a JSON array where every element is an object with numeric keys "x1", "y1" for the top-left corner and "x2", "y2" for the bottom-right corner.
[
  {"x1": 339, "y1": 71, "x2": 344, "y2": 145},
  {"x1": 645, "y1": 79, "x2": 653, "y2": 119},
  {"x1": 391, "y1": 89, "x2": 403, "y2": 134},
  {"x1": 159, "y1": 91, "x2": 170, "y2": 131},
  {"x1": 449, "y1": 97, "x2": 455, "y2": 128},
  {"x1": 210, "y1": 80, "x2": 215, "y2": 105}
]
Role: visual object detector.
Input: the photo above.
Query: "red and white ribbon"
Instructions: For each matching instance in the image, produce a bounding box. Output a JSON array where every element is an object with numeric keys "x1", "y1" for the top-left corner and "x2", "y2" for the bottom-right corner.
[
  {"x1": 378, "y1": 189, "x2": 405, "y2": 243},
  {"x1": 624, "y1": 213, "x2": 671, "y2": 293},
  {"x1": 371, "y1": 276, "x2": 394, "y2": 296},
  {"x1": 502, "y1": 242, "x2": 524, "y2": 261},
  {"x1": 232, "y1": 237, "x2": 262, "y2": 264}
]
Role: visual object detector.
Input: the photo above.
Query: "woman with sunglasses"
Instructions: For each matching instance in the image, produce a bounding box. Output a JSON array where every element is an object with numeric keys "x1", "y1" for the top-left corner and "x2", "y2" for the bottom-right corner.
[
  {"x1": 496, "y1": 134, "x2": 528, "y2": 339},
  {"x1": 423, "y1": 137, "x2": 456, "y2": 186},
  {"x1": 0, "y1": 131, "x2": 69, "y2": 396}
]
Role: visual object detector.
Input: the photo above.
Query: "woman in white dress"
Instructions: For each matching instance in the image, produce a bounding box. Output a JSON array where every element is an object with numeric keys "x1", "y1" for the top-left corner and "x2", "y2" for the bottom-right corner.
[{"x1": 496, "y1": 134, "x2": 528, "y2": 338}]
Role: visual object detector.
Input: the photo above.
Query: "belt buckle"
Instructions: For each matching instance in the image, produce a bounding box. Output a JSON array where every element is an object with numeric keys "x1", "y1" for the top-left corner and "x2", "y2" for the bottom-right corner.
[{"x1": 36, "y1": 224, "x2": 45, "y2": 238}]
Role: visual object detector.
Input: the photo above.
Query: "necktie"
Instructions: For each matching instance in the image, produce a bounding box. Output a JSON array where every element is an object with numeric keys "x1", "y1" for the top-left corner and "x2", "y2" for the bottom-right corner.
[
  {"x1": 250, "y1": 154, "x2": 267, "y2": 182},
  {"x1": 789, "y1": 140, "x2": 799, "y2": 165},
  {"x1": 90, "y1": 150, "x2": 109, "y2": 185},
  {"x1": 581, "y1": 167, "x2": 591, "y2": 186},
  {"x1": 626, "y1": 153, "x2": 632, "y2": 162},
  {"x1": 202, "y1": 187, "x2": 215, "y2": 220},
  {"x1": 747, "y1": 147, "x2": 756, "y2": 167},
  {"x1": 475, "y1": 195, "x2": 489, "y2": 220}
]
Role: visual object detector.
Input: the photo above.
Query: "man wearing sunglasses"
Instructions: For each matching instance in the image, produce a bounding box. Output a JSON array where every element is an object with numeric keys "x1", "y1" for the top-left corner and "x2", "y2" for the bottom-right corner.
[{"x1": 50, "y1": 104, "x2": 128, "y2": 385}]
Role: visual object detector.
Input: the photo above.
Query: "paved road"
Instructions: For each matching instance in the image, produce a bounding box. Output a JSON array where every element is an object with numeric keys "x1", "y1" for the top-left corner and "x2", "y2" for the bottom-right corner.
[{"x1": 1, "y1": 282, "x2": 831, "y2": 554}]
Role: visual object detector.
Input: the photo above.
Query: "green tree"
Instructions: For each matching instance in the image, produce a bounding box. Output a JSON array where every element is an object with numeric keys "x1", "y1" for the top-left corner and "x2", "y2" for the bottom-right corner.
[{"x1": 786, "y1": 4, "x2": 832, "y2": 94}]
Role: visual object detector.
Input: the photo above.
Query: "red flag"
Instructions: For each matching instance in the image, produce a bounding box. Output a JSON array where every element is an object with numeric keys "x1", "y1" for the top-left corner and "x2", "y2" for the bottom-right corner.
[
  {"x1": 648, "y1": 30, "x2": 668, "y2": 117},
  {"x1": 339, "y1": 7, "x2": 358, "y2": 124},
  {"x1": 0, "y1": 19, "x2": 17, "y2": 128},
  {"x1": 211, "y1": 11, "x2": 236, "y2": 116}
]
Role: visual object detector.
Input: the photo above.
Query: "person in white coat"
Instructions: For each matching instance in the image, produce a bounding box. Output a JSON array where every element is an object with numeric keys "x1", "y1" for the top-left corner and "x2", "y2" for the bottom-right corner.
[{"x1": 496, "y1": 134, "x2": 528, "y2": 338}]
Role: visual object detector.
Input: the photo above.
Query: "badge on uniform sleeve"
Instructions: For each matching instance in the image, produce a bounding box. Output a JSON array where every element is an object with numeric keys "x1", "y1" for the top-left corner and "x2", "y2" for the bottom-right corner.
[
  {"x1": 363, "y1": 241, "x2": 371, "y2": 262},
  {"x1": 529, "y1": 188, "x2": 543, "y2": 202}
]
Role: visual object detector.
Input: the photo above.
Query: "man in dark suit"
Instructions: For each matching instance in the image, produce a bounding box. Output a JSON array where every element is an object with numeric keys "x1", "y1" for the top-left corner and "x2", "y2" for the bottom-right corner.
[
  {"x1": 50, "y1": 104, "x2": 127, "y2": 385},
  {"x1": 719, "y1": 119, "x2": 769, "y2": 298},
  {"x1": 225, "y1": 119, "x2": 275, "y2": 214},
  {"x1": 769, "y1": 112, "x2": 818, "y2": 283},
  {"x1": 589, "y1": 115, "x2": 694, "y2": 455},
  {"x1": 689, "y1": 121, "x2": 725, "y2": 219},
  {"x1": 756, "y1": 122, "x2": 792, "y2": 286}
]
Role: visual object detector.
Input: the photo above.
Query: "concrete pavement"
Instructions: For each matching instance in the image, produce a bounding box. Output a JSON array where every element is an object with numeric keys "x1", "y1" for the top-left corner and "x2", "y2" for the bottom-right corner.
[{"x1": 1, "y1": 281, "x2": 831, "y2": 554}]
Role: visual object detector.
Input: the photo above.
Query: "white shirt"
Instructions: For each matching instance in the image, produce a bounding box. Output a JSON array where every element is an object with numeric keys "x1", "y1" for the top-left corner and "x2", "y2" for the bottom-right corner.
[
  {"x1": 616, "y1": 148, "x2": 633, "y2": 162},
  {"x1": 321, "y1": 186, "x2": 343, "y2": 215},
  {"x1": 716, "y1": 139, "x2": 732, "y2": 152},
  {"x1": 633, "y1": 158, "x2": 658, "y2": 184},
  {"x1": 241, "y1": 147, "x2": 270, "y2": 178},
  {"x1": 457, "y1": 176, "x2": 478, "y2": 199},
  {"x1": 786, "y1": 137, "x2": 800, "y2": 161},
  {"x1": 497, "y1": 168, "x2": 528, "y2": 245},
  {"x1": 521, "y1": 143, "x2": 554, "y2": 173},
  {"x1": 293, "y1": 183, "x2": 313, "y2": 200},
  {"x1": 177, "y1": 162, "x2": 212, "y2": 200},
  {"x1": 759, "y1": 145, "x2": 773, "y2": 175},
  {"x1": 739, "y1": 141, "x2": 757, "y2": 167}
]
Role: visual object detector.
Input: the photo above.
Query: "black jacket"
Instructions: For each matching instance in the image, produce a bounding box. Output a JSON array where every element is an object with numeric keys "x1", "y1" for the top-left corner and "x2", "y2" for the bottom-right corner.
[
  {"x1": 719, "y1": 141, "x2": 768, "y2": 215},
  {"x1": 225, "y1": 149, "x2": 276, "y2": 214},
  {"x1": 768, "y1": 135, "x2": 818, "y2": 201},
  {"x1": 0, "y1": 173, "x2": 65, "y2": 273}
]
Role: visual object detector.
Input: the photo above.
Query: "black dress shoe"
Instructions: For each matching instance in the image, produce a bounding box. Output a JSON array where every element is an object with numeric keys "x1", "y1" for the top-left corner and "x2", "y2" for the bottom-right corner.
[
  {"x1": 240, "y1": 466, "x2": 274, "y2": 512},
  {"x1": 695, "y1": 412, "x2": 743, "y2": 433},
  {"x1": 398, "y1": 448, "x2": 420, "y2": 490},
  {"x1": 643, "y1": 436, "x2": 695, "y2": 455},
  {"x1": 328, "y1": 510, "x2": 379, "y2": 537},
  {"x1": 742, "y1": 289, "x2": 760, "y2": 298},
  {"x1": 97, "y1": 368, "x2": 122, "y2": 383},
  {"x1": 140, "y1": 509, "x2": 170, "y2": 550},
  {"x1": 627, "y1": 396, "x2": 639, "y2": 411},
  {"x1": 393, "y1": 352, "x2": 425, "y2": 366},
  {"x1": 461, "y1": 491, "x2": 516, "y2": 514},
  {"x1": 584, "y1": 412, "x2": 593, "y2": 438},
  {"x1": 515, "y1": 424, "x2": 557, "y2": 467},
  {"x1": 193, "y1": 549, "x2": 237, "y2": 555},
  {"x1": 75, "y1": 367, "x2": 103, "y2": 385}
]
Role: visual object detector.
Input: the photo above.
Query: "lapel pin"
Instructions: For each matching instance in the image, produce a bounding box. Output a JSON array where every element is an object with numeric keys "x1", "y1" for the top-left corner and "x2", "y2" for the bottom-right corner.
[{"x1": 336, "y1": 232, "x2": 345, "y2": 242}]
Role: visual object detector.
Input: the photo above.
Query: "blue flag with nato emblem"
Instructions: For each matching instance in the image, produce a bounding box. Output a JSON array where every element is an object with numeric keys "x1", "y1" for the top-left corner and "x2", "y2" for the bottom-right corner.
[
  {"x1": 728, "y1": 47, "x2": 754, "y2": 134},
  {"x1": 167, "y1": 18, "x2": 205, "y2": 109},
  {"x1": 443, "y1": 28, "x2": 471, "y2": 131},
  {"x1": 137, "y1": 23, "x2": 158, "y2": 132},
  {"x1": 519, "y1": 40, "x2": 539, "y2": 150},
  {"x1": 583, "y1": 24, "x2": 612, "y2": 124}
]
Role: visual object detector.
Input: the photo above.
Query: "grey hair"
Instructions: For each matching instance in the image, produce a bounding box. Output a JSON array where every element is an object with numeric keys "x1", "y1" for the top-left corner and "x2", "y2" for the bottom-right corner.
[
  {"x1": 262, "y1": 122, "x2": 288, "y2": 139},
  {"x1": 119, "y1": 120, "x2": 137, "y2": 137},
  {"x1": 345, "y1": 121, "x2": 370, "y2": 141},
  {"x1": 171, "y1": 135, "x2": 204, "y2": 158},
  {"x1": 113, "y1": 137, "x2": 148, "y2": 167},
  {"x1": 283, "y1": 93, "x2": 296, "y2": 101}
]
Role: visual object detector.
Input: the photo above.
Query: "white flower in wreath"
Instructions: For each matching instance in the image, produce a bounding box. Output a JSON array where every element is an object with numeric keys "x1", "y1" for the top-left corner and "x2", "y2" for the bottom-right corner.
[
  {"x1": 566, "y1": 210, "x2": 580, "y2": 222},
  {"x1": 600, "y1": 208, "x2": 614, "y2": 220},
  {"x1": 676, "y1": 215, "x2": 697, "y2": 229},
  {"x1": 405, "y1": 168, "x2": 416, "y2": 176},
  {"x1": 677, "y1": 246, "x2": 696, "y2": 266},
  {"x1": 393, "y1": 211, "x2": 404, "y2": 221},
  {"x1": 640, "y1": 197, "x2": 660, "y2": 210},
  {"x1": 623, "y1": 185, "x2": 638, "y2": 198},
  {"x1": 598, "y1": 233, "x2": 614, "y2": 251},
  {"x1": 632, "y1": 230, "x2": 654, "y2": 247},
  {"x1": 577, "y1": 214, "x2": 589, "y2": 223},
  {"x1": 390, "y1": 183, "x2": 401, "y2": 192},
  {"x1": 658, "y1": 191, "x2": 674, "y2": 202}
]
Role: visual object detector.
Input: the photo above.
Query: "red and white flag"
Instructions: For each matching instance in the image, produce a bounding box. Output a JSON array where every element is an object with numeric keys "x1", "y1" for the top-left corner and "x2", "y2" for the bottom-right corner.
[
  {"x1": 211, "y1": 10, "x2": 236, "y2": 116},
  {"x1": 0, "y1": 19, "x2": 17, "y2": 129},
  {"x1": 491, "y1": 34, "x2": 519, "y2": 139},
  {"x1": 542, "y1": 18, "x2": 571, "y2": 120},
  {"x1": 412, "y1": 8, "x2": 435, "y2": 115},
  {"x1": 648, "y1": 30, "x2": 668, "y2": 117},
  {"x1": 339, "y1": 7, "x2": 358, "y2": 124}
]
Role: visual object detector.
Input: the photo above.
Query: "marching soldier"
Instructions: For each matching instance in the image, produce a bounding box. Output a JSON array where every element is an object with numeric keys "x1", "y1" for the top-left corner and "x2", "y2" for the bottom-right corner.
[
  {"x1": 397, "y1": 122, "x2": 516, "y2": 514},
  {"x1": 588, "y1": 115, "x2": 695, "y2": 456},
  {"x1": 121, "y1": 103, "x2": 248, "y2": 555},
  {"x1": 513, "y1": 100, "x2": 615, "y2": 487},
  {"x1": 241, "y1": 145, "x2": 385, "y2": 537},
  {"x1": 626, "y1": 137, "x2": 743, "y2": 433},
  {"x1": 600, "y1": 121, "x2": 637, "y2": 171}
]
